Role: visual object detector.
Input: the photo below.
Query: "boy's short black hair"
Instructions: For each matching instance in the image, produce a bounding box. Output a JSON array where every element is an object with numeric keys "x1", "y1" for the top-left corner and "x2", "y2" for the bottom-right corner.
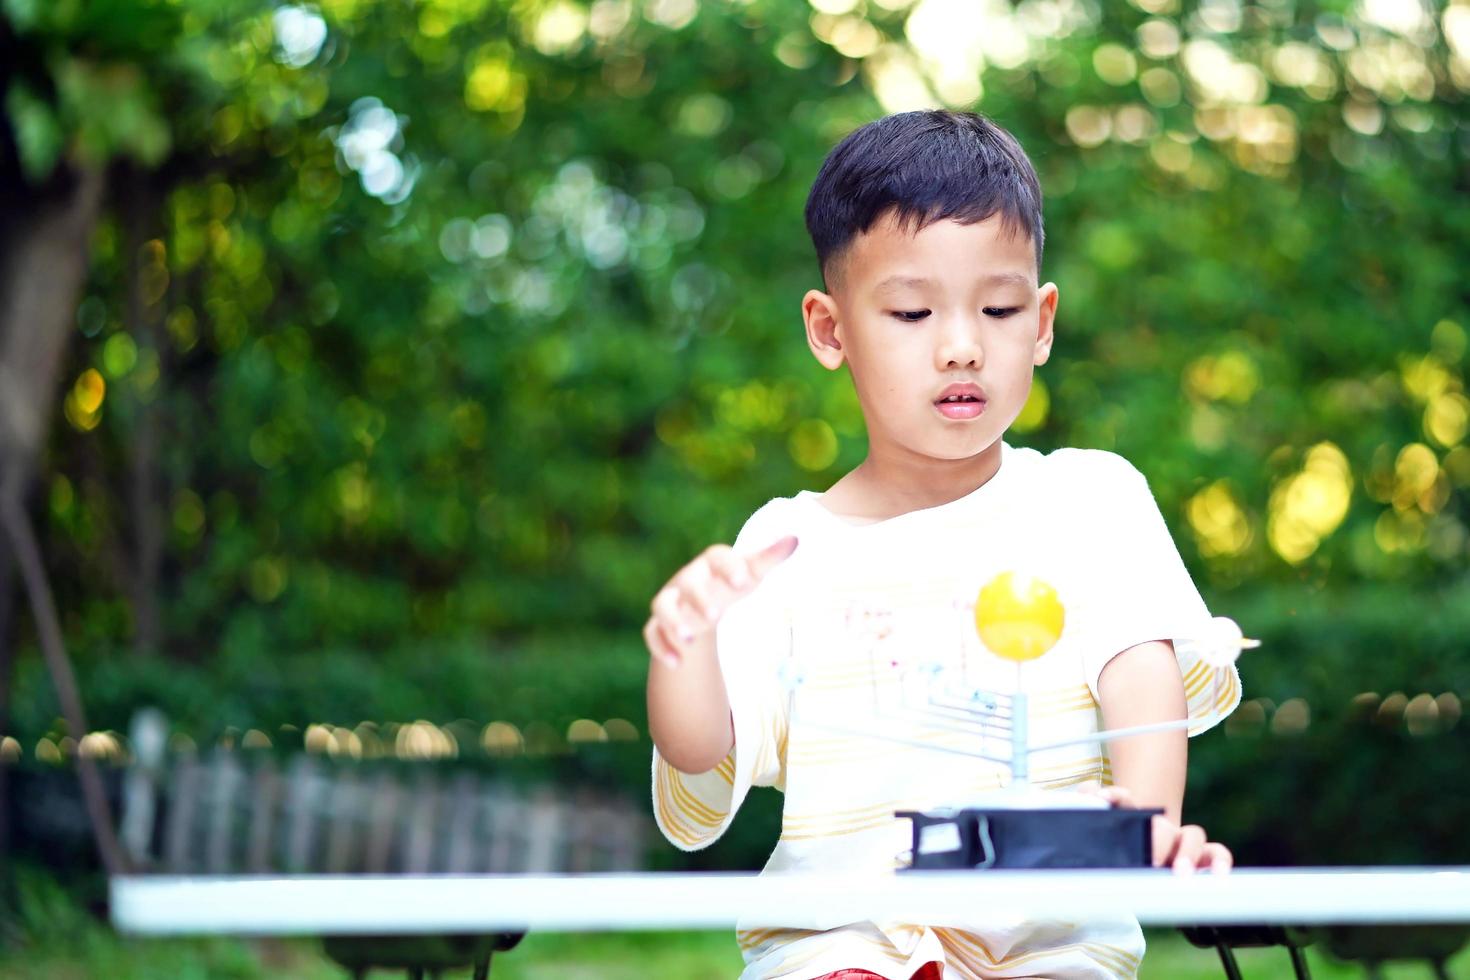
[{"x1": 804, "y1": 110, "x2": 1045, "y2": 288}]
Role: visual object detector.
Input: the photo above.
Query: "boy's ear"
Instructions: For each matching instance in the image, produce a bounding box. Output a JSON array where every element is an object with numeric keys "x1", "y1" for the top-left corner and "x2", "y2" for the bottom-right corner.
[
  {"x1": 802, "y1": 289, "x2": 845, "y2": 370},
  {"x1": 1033, "y1": 281, "x2": 1059, "y2": 366}
]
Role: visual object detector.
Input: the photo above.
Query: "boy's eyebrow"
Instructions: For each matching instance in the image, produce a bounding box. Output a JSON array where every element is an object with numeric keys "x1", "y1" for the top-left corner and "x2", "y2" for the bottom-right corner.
[
  {"x1": 874, "y1": 275, "x2": 932, "y2": 293},
  {"x1": 874, "y1": 271, "x2": 1035, "y2": 292}
]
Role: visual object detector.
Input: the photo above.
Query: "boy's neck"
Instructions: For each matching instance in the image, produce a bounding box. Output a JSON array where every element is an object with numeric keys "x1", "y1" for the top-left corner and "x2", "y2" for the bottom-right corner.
[{"x1": 819, "y1": 439, "x2": 1005, "y2": 524}]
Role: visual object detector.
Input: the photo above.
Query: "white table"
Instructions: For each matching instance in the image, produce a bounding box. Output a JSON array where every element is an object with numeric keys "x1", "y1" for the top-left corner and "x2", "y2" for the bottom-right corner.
[{"x1": 110, "y1": 868, "x2": 1470, "y2": 935}]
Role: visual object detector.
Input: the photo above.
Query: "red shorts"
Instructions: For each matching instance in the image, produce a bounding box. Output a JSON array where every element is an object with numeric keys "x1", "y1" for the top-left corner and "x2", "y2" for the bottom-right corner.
[{"x1": 812, "y1": 963, "x2": 943, "y2": 980}]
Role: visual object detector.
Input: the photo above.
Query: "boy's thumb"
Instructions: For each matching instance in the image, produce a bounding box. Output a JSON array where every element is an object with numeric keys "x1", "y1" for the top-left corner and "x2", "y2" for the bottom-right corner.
[{"x1": 748, "y1": 535, "x2": 799, "y2": 579}]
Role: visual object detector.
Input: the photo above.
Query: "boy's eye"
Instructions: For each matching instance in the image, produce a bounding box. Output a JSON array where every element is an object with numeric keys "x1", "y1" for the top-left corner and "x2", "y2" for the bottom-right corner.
[{"x1": 890, "y1": 308, "x2": 1022, "y2": 322}]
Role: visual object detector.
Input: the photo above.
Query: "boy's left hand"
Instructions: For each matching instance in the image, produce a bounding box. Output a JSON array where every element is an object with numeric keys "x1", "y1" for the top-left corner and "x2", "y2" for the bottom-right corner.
[{"x1": 1085, "y1": 786, "x2": 1233, "y2": 876}]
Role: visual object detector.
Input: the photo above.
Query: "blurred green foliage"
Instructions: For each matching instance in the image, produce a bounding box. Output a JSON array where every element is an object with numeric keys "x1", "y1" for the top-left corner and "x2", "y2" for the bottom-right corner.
[{"x1": 3, "y1": 0, "x2": 1469, "y2": 869}]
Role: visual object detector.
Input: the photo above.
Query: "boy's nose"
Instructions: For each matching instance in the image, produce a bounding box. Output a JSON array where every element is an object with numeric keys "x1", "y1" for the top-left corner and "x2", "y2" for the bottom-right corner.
[{"x1": 935, "y1": 320, "x2": 985, "y2": 368}]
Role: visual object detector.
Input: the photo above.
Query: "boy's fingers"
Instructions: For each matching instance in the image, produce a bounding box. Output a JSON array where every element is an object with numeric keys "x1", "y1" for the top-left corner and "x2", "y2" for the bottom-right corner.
[
  {"x1": 745, "y1": 535, "x2": 799, "y2": 582},
  {"x1": 1200, "y1": 842, "x2": 1234, "y2": 875},
  {"x1": 647, "y1": 537, "x2": 793, "y2": 653},
  {"x1": 651, "y1": 586, "x2": 697, "y2": 643},
  {"x1": 655, "y1": 620, "x2": 689, "y2": 665},
  {"x1": 1172, "y1": 824, "x2": 1208, "y2": 875},
  {"x1": 1150, "y1": 815, "x2": 1178, "y2": 868},
  {"x1": 672, "y1": 565, "x2": 721, "y2": 623},
  {"x1": 706, "y1": 547, "x2": 753, "y2": 592},
  {"x1": 643, "y1": 618, "x2": 681, "y2": 669}
]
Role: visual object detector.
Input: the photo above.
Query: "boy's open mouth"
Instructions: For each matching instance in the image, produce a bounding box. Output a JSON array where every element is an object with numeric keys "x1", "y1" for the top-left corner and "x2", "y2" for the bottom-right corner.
[{"x1": 934, "y1": 383, "x2": 987, "y2": 419}]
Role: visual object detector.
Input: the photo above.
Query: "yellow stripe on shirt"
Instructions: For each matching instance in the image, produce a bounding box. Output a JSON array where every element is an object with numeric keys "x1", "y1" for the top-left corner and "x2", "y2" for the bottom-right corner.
[
  {"x1": 651, "y1": 771, "x2": 702, "y2": 847},
  {"x1": 1184, "y1": 664, "x2": 1219, "y2": 700},
  {"x1": 1083, "y1": 941, "x2": 1141, "y2": 977},
  {"x1": 941, "y1": 926, "x2": 1139, "y2": 976},
  {"x1": 664, "y1": 769, "x2": 729, "y2": 828}
]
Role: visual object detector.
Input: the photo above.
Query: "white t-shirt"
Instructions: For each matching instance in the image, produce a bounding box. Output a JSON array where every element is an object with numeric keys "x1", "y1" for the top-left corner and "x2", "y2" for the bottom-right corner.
[{"x1": 651, "y1": 441, "x2": 1242, "y2": 980}]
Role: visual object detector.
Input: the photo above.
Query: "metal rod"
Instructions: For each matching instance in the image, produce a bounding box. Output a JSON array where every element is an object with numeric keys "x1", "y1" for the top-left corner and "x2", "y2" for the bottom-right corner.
[
  {"x1": 797, "y1": 717, "x2": 1012, "y2": 766},
  {"x1": 1010, "y1": 689, "x2": 1028, "y2": 785},
  {"x1": 1029, "y1": 715, "x2": 1201, "y2": 754}
]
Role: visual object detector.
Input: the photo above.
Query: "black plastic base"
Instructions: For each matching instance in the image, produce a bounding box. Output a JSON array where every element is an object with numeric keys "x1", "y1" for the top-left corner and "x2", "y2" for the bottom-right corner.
[
  {"x1": 322, "y1": 932, "x2": 524, "y2": 979},
  {"x1": 898, "y1": 807, "x2": 1161, "y2": 870}
]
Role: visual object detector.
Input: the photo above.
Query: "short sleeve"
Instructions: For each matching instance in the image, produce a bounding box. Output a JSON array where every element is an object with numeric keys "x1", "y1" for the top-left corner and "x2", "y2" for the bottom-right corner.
[
  {"x1": 1071, "y1": 453, "x2": 1242, "y2": 736},
  {"x1": 651, "y1": 506, "x2": 793, "y2": 852}
]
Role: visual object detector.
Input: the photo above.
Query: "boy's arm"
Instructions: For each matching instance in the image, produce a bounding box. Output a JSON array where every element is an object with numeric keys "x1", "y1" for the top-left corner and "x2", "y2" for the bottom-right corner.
[
  {"x1": 1096, "y1": 639, "x2": 1188, "y2": 823},
  {"x1": 646, "y1": 634, "x2": 734, "y2": 774},
  {"x1": 1097, "y1": 639, "x2": 1232, "y2": 873},
  {"x1": 644, "y1": 536, "x2": 798, "y2": 775}
]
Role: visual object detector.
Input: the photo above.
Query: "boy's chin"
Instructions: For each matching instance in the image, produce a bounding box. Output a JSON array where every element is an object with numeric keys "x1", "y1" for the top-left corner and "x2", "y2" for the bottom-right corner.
[{"x1": 908, "y1": 438, "x2": 1003, "y2": 463}]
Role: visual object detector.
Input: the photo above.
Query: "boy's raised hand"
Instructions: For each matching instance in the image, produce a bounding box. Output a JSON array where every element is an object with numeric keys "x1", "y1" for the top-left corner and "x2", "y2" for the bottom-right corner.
[{"x1": 644, "y1": 535, "x2": 798, "y2": 669}]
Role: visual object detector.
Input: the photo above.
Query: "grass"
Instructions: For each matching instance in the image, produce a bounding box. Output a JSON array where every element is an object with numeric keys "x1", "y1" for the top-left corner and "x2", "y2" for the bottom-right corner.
[{"x1": 9, "y1": 927, "x2": 1470, "y2": 978}]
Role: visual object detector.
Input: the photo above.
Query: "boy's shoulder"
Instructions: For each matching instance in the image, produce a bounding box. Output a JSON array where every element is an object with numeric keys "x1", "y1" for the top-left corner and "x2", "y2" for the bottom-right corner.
[
  {"x1": 730, "y1": 493, "x2": 809, "y2": 550},
  {"x1": 731, "y1": 444, "x2": 1150, "y2": 549},
  {"x1": 1033, "y1": 445, "x2": 1149, "y2": 485},
  {"x1": 1021, "y1": 445, "x2": 1157, "y2": 521}
]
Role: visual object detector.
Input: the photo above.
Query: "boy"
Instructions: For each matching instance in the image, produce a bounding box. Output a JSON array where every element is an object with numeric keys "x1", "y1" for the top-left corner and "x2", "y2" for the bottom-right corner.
[{"x1": 644, "y1": 110, "x2": 1238, "y2": 980}]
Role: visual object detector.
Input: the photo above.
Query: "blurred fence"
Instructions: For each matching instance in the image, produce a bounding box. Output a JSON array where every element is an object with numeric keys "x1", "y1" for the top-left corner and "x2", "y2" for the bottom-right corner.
[{"x1": 108, "y1": 710, "x2": 648, "y2": 875}]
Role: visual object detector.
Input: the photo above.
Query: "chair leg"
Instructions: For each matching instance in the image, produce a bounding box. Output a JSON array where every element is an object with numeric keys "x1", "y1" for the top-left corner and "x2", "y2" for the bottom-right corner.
[
  {"x1": 1288, "y1": 944, "x2": 1312, "y2": 980},
  {"x1": 1214, "y1": 944, "x2": 1243, "y2": 980},
  {"x1": 474, "y1": 955, "x2": 492, "y2": 980}
]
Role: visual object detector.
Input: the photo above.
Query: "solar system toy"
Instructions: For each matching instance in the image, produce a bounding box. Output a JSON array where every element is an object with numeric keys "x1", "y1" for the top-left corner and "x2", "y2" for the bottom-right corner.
[{"x1": 781, "y1": 572, "x2": 1257, "y2": 872}]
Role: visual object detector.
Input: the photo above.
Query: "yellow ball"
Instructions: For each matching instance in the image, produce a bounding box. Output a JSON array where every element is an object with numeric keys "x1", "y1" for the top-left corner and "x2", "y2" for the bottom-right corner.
[{"x1": 974, "y1": 572, "x2": 1065, "y2": 662}]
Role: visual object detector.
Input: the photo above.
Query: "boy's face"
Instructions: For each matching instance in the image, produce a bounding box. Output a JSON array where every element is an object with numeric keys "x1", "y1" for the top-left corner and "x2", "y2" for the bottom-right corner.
[{"x1": 802, "y1": 212, "x2": 1058, "y2": 468}]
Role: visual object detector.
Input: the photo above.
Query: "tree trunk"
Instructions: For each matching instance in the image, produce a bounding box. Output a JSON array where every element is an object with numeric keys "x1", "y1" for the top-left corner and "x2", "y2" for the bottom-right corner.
[
  {"x1": 1, "y1": 466, "x2": 128, "y2": 875},
  {"x1": 0, "y1": 163, "x2": 128, "y2": 874},
  {"x1": 0, "y1": 168, "x2": 104, "y2": 475}
]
